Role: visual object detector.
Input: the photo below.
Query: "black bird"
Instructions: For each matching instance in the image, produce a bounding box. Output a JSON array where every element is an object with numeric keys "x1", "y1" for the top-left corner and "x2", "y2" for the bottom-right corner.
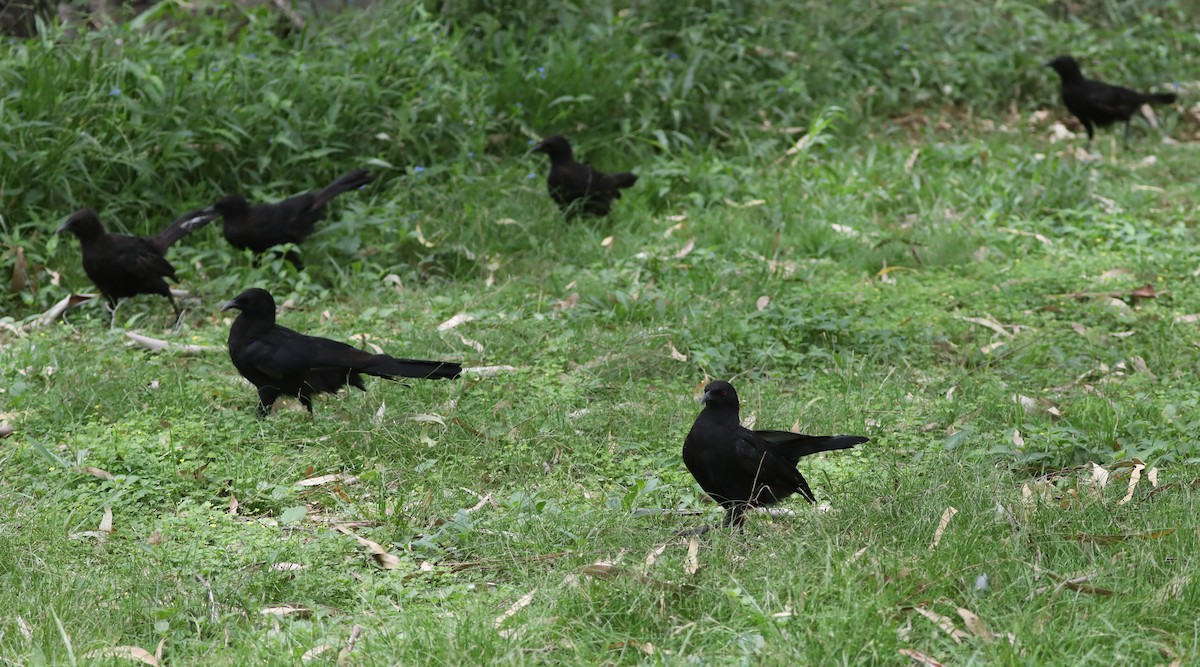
[
  {"x1": 530, "y1": 135, "x2": 637, "y2": 217},
  {"x1": 208, "y1": 170, "x2": 375, "y2": 268},
  {"x1": 680, "y1": 380, "x2": 867, "y2": 535},
  {"x1": 57, "y1": 207, "x2": 217, "y2": 325},
  {"x1": 222, "y1": 287, "x2": 461, "y2": 417},
  {"x1": 1045, "y1": 55, "x2": 1177, "y2": 149}
]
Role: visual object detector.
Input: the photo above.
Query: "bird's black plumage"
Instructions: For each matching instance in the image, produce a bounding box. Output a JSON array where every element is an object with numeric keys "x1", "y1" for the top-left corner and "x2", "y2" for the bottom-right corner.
[
  {"x1": 1045, "y1": 55, "x2": 1177, "y2": 148},
  {"x1": 208, "y1": 169, "x2": 375, "y2": 267},
  {"x1": 222, "y1": 288, "x2": 461, "y2": 417},
  {"x1": 56, "y1": 207, "x2": 217, "y2": 325},
  {"x1": 531, "y1": 135, "x2": 637, "y2": 217},
  {"x1": 681, "y1": 380, "x2": 867, "y2": 534}
]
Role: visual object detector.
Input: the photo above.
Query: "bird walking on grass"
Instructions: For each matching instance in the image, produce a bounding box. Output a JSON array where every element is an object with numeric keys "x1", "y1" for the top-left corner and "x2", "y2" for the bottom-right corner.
[
  {"x1": 222, "y1": 287, "x2": 461, "y2": 417},
  {"x1": 57, "y1": 207, "x2": 217, "y2": 327},
  {"x1": 1045, "y1": 55, "x2": 1177, "y2": 149},
  {"x1": 530, "y1": 135, "x2": 637, "y2": 217},
  {"x1": 208, "y1": 169, "x2": 375, "y2": 268},
  {"x1": 680, "y1": 380, "x2": 867, "y2": 535}
]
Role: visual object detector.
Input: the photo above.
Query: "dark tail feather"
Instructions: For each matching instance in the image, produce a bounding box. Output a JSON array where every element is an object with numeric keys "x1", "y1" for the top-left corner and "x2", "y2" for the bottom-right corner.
[
  {"x1": 757, "y1": 431, "x2": 868, "y2": 462},
  {"x1": 1146, "y1": 92, "x2": 1177, "y2": 105},
  {"x1": 151, "y1": 207, "x2": 219, "y2": 252},
  {"x1": 367, "y1": 356, "x2": 462, "y2": 381},
  {"x1": 311, "y1": 169, "x2": 376, "y2": 209},
  {"x1": 611, "y1": 172, "x2": 638, "y2": 190}
]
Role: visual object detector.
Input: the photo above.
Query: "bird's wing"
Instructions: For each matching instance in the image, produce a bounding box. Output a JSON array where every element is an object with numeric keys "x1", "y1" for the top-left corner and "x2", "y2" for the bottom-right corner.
[
  {"x1": 733, "y1": 431, "x2": 814, "y2": 502},
  {"x1": 113, "y1": 236, "x2": 177, "y2": 280},
  {"x1": 1083, "y1": 81, "x2": 1145, "y2": 116},
  {"x1": 236, "y1": 326, "x2": 321, "y2": 380},
  {"x1": 305, "y1": 335, "x2": 378, "y2": 371},
  {"x1": 151, "y1": 208, "x2": 217, "y2": 252}
]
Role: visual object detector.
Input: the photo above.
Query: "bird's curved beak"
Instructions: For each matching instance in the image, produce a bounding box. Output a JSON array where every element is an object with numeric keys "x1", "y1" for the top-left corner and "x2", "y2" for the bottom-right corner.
[
  {"x1": 700, "y1": 390, "x2": 714, "y2": 405},
  {"x1": 528, "y1": 141, "x2": 546, "y2": 155},
  {"x1": 220, "y1": 299, "x2": 239, "y2": 312},
  {"x1": 54, "y1": 221, "x2": 70, "y2": 234},
  {"x1": 1043, "y1": 60, "x2": 1053, "y2": 68}
]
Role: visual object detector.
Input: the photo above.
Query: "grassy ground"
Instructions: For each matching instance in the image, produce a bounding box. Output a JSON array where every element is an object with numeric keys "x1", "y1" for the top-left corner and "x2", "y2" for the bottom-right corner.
[{"x1": 3, "y1": 1, "x2": 1200, "y2": 665}]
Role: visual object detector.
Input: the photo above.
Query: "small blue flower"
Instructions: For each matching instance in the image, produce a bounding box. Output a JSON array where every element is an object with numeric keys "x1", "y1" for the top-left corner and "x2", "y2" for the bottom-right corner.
[
  {"x1": 527, "y1": 139, "x2": 536, "y2": 145},
  {"x1": 467, "y1": 151, "x2": 475, "y2": 159},
  {"x1": 526, "y1": 173, "x2": 536, "y2": 180},
  {"x1": 410, "y1": 36, "x2": 416, "y2": 43},
  {"x1": 537, "y1": 66, "x2": 546, "y2": 80},
  {"x1": 210, "y1": 64, "x2": 220, "y2": 71},
  {"x1": 414, "y1": 166, "x2": 425, "y2": 174},
  {"x1": 668, "y1": 52, "x2": 679, "y2": 60},
  {"x1": 108, "y1": 86, "x2": 120, "y2": 96},
  {"x1": 777, "y1": 86, "x2": 785, "y2": 93}
]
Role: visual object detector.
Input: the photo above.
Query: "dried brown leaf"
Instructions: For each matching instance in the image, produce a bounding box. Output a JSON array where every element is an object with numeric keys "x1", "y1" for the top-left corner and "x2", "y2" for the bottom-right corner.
[
  {"x1": 437, "y1": 313, "x2": 474, "y2": 331},
  {"x1": 493, "y1": 588, "x2": 537, "y2": 630},
  {"x1": 335, "y1": 525, "x2": 401, "y2": 569},
  {"x1": 674, "y1": 238, "x2": 696, "y2": 259},
  {"x1": 929, "y1": 506, "x2": 957, "y2": 550},
  {"x1": 685, "y1": 537, "x2": 700, "y2": 575},
  {"x1": 911, "y1": 606, "x2": 969, "y2": 643},
  {"x1": 1117, "y1": 462, "x2": 1145, "y2": 505},
  {"x1": 82, "y1": 646, "x2": 159, "y2": 666},
  {"x1": 899, "y1": 648, "x2": 944, "y2": 667},
  {"x1": 955, "y1": 607, "x2": 993, "y2": 641}
]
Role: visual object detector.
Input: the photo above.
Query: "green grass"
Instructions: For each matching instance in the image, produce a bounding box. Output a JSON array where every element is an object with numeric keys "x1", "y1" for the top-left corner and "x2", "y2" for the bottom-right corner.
[{"x1": 3, "y1": 0, "x2": 1200, "y2": 664}]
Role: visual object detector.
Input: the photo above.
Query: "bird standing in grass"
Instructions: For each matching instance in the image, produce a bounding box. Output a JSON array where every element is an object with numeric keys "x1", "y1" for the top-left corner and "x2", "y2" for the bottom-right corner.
[
  {"x1": 530, "y1": 135, "x2": 637, "y2": 217},
  {"x1": 222, "y1": 287, "x2": 461, "y2": 417},
  {"x1": 57, "y1": 207, "x2": 217, "y2": 326},
  {"x1": 1045, "y1": 55, "x2": 1177, "y2": 149},
  {"x1": 207, "y1": 169, "x2": 375, "y2": 268},
  {"x1": 680, "y1": 380, "x2": 867, "y2": 535}
]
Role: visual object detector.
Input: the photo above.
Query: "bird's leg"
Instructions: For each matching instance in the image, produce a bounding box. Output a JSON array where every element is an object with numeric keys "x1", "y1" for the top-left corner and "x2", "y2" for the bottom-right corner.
[
  {"x1": 726, "y1": 504, "x2": 749, "y2": 531},
  {"x1": 106, "y1": 297, "x2": 122, "y2": 328},
  {"x1": 256, "y1": 387, "x2": 280, "y2": 419},
  {"x1": 167, "y1": 294, "x2": 184, "y2": 330},
  {"x1": 1122, "y1": 120, "x2": 1132, "y2": 148},
  {"x1": 299, "y1": 393, "x2": 315, "y2": 415}
]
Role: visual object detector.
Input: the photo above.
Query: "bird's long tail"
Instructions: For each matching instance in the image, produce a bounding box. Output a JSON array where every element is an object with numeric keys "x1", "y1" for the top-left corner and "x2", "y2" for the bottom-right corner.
[
  {"x1": 367, "y1": 356, "x2": 462, "y2": 381},
  {"x1": 312, "y1": 169, "x2": 376, "y2": 209},
  {"x1": 756, "y1": 431, "x2": 868, "y2": 462},
  {"x1": 611, "y1": 173, "x2": 638, "y2": 190},
  {"x1": 1146, "y1": 92, "x2": 1177, "y2": 105},
  {"x1": 151, "y1": 207, "x2": 219, "y2": 252}
]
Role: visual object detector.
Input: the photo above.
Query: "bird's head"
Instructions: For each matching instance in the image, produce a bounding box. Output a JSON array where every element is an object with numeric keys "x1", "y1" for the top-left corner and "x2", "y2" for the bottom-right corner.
[
  {"x1": 208, "y1": 194, "x2": 250, "y2": 218},
  {"x1": 700, "y1": 380, "x2": 740, "y2": 412},
  {"x1": 530, "y1": 134, "x2": 573, "y2": 162},
  {"x1": 1044, "y1": 55, "x2": 1082, "y2": 81},
  {"x1": 221, "y1": 287, "x2": 276, "y2": 319},
  {"x1": 56, "y1": 208, "x2": 105, "y2": 241}
]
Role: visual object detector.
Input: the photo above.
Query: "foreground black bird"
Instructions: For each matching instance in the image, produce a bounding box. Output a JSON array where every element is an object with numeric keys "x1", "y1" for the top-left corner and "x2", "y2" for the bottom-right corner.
[
  {"x1": 1045, "y1": 55, "x2": 1177, "y2": 149},
  {"x1": 680, "y1": 381, "x2": 867, "y2": 535},
  {"x1": 222, "y1": 287, "x2": 461, "y2": 417},
  {"x1": 207, "y1": 170, "x2": 375, "y2": 268},
  {"x1": 57, "y1": 207, "x2": 217, "y2": 325},
  {"x1": 530, "y1": 135, "x2": 637, "y2": 217}
]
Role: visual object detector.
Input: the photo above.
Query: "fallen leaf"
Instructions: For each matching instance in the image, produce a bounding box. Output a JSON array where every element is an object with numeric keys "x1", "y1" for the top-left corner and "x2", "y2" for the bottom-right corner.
[
  {"x1": 463, "y1": 365, "x2": 518, "y2": 377},
  {"x1": 437, "y1": 313, "x2": 474, "y2": 331},
  {"x1": 674, "y1": 238, "x2": 696, "y2": 259},
  {"x1": 1129, "y1": 284, "x2": 1158, "y2": 300},
  {"x1": 260, "y1": 605, "x2": 311, "y2": 618},
  {"x1": 644, "y1": 544, "x2": 667, "y2": 569},
  {"x1": 608, "y1": 640, "x2": 655, "y2": 655},
  {"x1": 911, "y1": 606, "x2": 969, "y2": 643},
  {"x1": 337, "y1": 626, "x2": 362, "y2": 667},
  {"x1": 0, "y1": 422, "x2": 12, "y2": 439},
  {"x1": 955, "y1": 607, "x2": 993, "y2": 641},
  {"x1": 82, "y1": 646, "x2": 159, "y2": 666},
  {"x1": 668, "y1": 342, "x2": 687, "y2": 362},
  {"x1": 1117, "y1": 462, "x2": 1145, "y2": 505},
  {"x1": 493, "y1": 588, "x2": 537, "y2": 629},
  {"x1": 271, "y1": 562, "x2": 306, "y2": 572},
  {"x1": 146, "y1": 530, "x2": 165, "y2": 546},
  {"x1": 125, "y1": 332, "x2": 217, "y2": 355},
  {"x1": 1089, "y1": 462, "x2": 1110, "y2": 489},
  {"x1": 929, "y1": 506, "x2": 957, "y2": 550},
  {"x1": 297, "y1": 473, "x2": 352, "y2": 487},
  {"x1": 899, "y1": 648, "x2": 944, "y2": 667},
  {"x1": 601, "y1": 236, "x2": 614, "y2": 248},
  {"x1": 335, "y1": 525, "x2": 401, "y2": 569},
  {"x1": 684, "y1": 537, "x2": 700, "y2": 575},
  {"x1": 35, "y1": 293, "x2": 95, "y2": 327},
  {"x1": 301, "y1": 644, "x2": 335, "y2": 662},
  {"x1": 99, "y1": 506, "x2": 113, "y2": 534},
  {"x1": 73, "y1": 466, "x2": 114, "y2": 480},
  {"x1": 755, "y1": 295, "x2": 770, "y2": 311}
]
